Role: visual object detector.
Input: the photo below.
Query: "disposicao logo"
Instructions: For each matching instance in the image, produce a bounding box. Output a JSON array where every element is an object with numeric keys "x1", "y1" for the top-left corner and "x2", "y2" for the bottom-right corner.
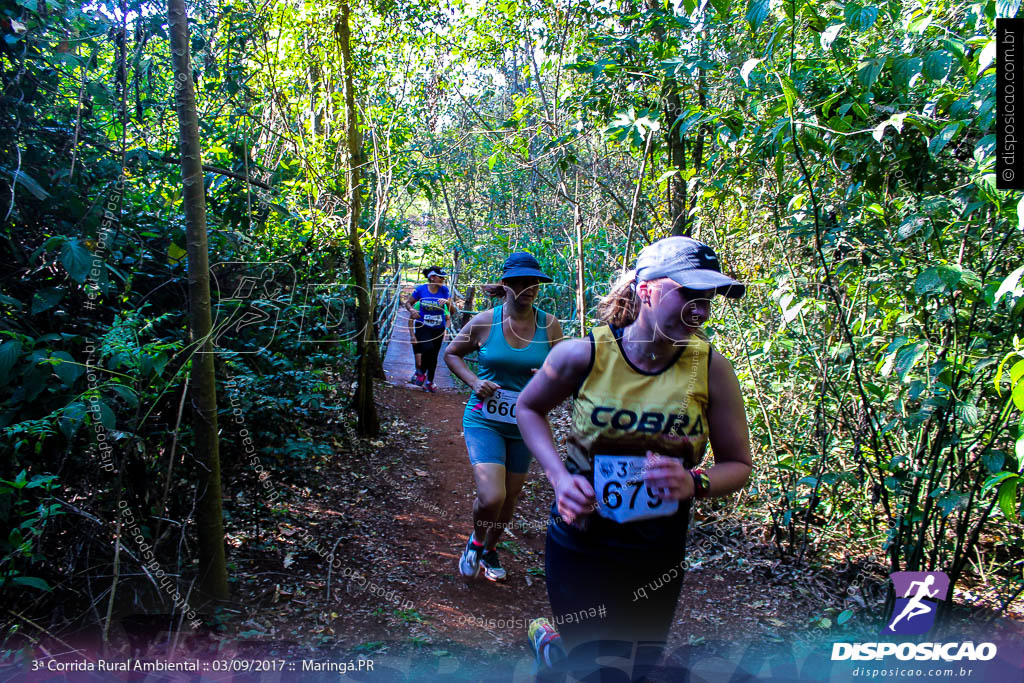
[
  {"x1": 883, "y1": 571, "x2": 949, "y2": 635},
  {"x1": 831, "y1": 571, "x2": 997, "y2": 662}
]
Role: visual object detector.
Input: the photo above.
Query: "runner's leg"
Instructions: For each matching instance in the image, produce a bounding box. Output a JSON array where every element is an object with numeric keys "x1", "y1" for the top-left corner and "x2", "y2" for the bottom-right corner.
[
  {"x1": 484, "y1": 471, "x2": 526, "y2": 549},
  {"x1": 421, "y1": 332, "x2": 443, "y2": 383},
  {"x1": 470, "y1": 463, "x2": 507, "y2": 544},
  {"x1": 409, "y1": 317, "x2": 422, "y2": 376},
  {"x1": 545, "y1": 530, "x2": 687, "y2": 681},
  {"x1": 483, "y1": 439, "x2": 531, "y2": 549}
]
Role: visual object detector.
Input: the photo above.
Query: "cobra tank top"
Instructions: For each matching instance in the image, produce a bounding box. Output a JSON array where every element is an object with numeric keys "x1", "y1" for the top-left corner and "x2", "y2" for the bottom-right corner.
[
  {"x1": 566, "y1": 324, "x2": 711, "y2": 475},
  {"x1": 462, "y1": 304, "x2": 551, "y2": 438},
  {"x1": 547, "y1": 324, "x2": 711, "y2": 551}
]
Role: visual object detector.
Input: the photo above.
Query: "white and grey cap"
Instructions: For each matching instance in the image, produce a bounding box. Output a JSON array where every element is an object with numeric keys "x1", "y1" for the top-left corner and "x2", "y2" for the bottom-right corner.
[{"x1": 635, "y1": 236, "x2": 745, "y2": 299}]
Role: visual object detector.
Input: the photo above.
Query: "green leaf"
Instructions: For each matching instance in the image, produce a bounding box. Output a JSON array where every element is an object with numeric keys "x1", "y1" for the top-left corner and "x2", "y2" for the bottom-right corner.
[
  {"x1": 893, "y1": 57, "x2": 922, "y2": 89},
  {"x1": 984, "y1": 471, "x2": 1017, "y2": 493},
  {"x1": 844, "y1": 3, "x2": 879, "y2": 32},
  {"x1": 957, "y1": 267, "x2": 982, "y2": 291},
  {"x1": 0, "y1": 292, "x2": 23, "y2": 310},
  {"x1": 59, "y1": 401, "x2": 88, "y2": 440},
  {"x1": 740, "y1": 58, "x2": 762, "y2": 86},
  {"x1": 107, "y1": 383, "x2": 139, "y2": 408},
  {"x1": 915, "y1": 266, "x2": 959, "y2": 295},
  {"x1": 977, "y1": 40, "x2": 996, "y2": 76},
  {"x1": 954, "y1": 401, "x2": 978, "y2": 426},
  {"x1": 96, "y1": 400, "x2": 115, "y2": 431},
  {"x1": 0, "y1": 340, "x2": 22, "y2": 383},
  {"x1": 1010, "y1": 359, "x2": 1024, "y2": 387},
  {"x1": 820, "y1": 24, "x2": 843, "y2": 49},
  {"x1": 857, "y1": 58, "x2": 885, "y2": 89},
  {"x1": 923, "y1": 50, "x2": 952, "y2": 81},
  {"x1": 10, "y1": 576, "x2": 51, "y2": 591},
  {"x1": 896, "y1": 215, "x2": 927, "y2": 240},
  {"x1": 59, "y1": 240, "x2": 94, "y2": 284},
  {"x1": 907, "y1": 12, "x2": 932, "y2": 33},
  {"x1": 780, "y1": 76, "x2": 798, "y2": 112},
  {"x1": 998, "y1": 0, "x2": 1021, "y2": 19},
  {"x1": 30, "y1": 288, "x2": 63, "y2": 315},
  {"x1": 709, "y1": 0, "x2": 731, "y2": 17},
  {"x1": 982, "y1": 451, "x2": 1005, "y2": 474},
  {"x1": 837, "y1": 609, "x2": 853, "y2": 625},
  {"x1": 937, "y1": 492, "x2": 966, "y2": 516},
  {"x1": 928, "y1": 123, "x2": 961, "y2": 158},
  {"x1": 1013, "y1": 381, "x2": 1024, "y2": 411},
  {"x1": 168, "y1": 242, "x2": 187, "y2": 265},
  {"x1": 997, "y1": 477, "x2": 1020, "y2": 521},
  {"x1": 51, "y1": 351, "x2": 83, "y2": 387},
  {"x1": 0, "y1": 167, "x2": 50, "y2": 200},
  {"x1": 995, "y1": 352, "x2": 1019, "y2": 395},
  {"x1": 894, "y1": 343, "x2": 926, "y2": 381},
  {"x1": 994, "y1": 265, "x2": 1024, "y2": 305},
  {"x1": 24, "y1": 474, "x2": 58, "y2": 490},
  {"x1": 746, "y1": 0, "x2": 770, "y2": 30}
]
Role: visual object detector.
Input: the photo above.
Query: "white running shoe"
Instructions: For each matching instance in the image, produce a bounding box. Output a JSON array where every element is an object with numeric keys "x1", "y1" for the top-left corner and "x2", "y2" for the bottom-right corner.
[
  {"x1": 458, "y1": 536, "x2": 483, "y2": 578},
  {"x1": 479, "y1": 548, "x2": 507, "y2": 582}
]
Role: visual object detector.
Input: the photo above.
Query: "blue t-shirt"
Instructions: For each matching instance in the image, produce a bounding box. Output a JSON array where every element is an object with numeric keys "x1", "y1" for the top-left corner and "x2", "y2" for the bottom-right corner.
[{"x1": 412, "y1": 284, "x2": 450, "y2": 329}]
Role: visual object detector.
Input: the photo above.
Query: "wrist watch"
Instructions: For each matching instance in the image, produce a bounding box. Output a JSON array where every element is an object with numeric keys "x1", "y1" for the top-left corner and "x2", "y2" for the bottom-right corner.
[{"x1": 688, "y1": 468, "x2": 710, "y2": 499}]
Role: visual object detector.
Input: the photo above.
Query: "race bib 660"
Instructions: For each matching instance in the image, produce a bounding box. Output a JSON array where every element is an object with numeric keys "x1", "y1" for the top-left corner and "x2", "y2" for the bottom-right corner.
[
  {"x1": 480, "y1": 389, "x2": 519, "y2": 424},
  {"x1": 593, "y1": 454, "x2": 678, "y2": 523}
]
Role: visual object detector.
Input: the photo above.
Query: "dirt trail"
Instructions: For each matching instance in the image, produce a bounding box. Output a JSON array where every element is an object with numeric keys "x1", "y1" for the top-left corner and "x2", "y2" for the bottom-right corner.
[{"x1": 230, "y1": 330, "x2": 1022, "y2": 678}]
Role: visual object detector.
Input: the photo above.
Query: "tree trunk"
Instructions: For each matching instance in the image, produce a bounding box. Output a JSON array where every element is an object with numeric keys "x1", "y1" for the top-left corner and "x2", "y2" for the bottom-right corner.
[
  {"x1": 641, "y1": 0, "x2": 699, "y2": 237},
  {"x1": 573, "y1": 200, "x2": 586, "y2": 337},
  {"x1": 663, "y1": 86, "x2": 688, "y2": 237},
  {"x1": 339, "y1": 1, "x2": 379, "y2": 436},
  {"x1": 462, "y1": 286, "x2": 476, "y2": 327},
  {"x1": 167, "y1": 0, "x2": 228, "y2": 601}
]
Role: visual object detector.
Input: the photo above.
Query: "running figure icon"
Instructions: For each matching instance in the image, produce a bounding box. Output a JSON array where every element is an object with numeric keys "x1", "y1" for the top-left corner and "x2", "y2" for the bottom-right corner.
[
  {"x1": 887, "y1": 575, "x2": 938, "y2": 631},
  {"x1": 882, "y1": 571, "x2": 949, "y2": 635}
]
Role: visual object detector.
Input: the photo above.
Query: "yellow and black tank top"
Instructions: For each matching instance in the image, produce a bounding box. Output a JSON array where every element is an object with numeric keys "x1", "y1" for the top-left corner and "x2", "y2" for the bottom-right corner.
[
  {"x1": 548, "y1": 324, "x2": 711, "y2": 551},
  {"x1": 567, "y1": 324, "x2": 711, "y2": 477}
]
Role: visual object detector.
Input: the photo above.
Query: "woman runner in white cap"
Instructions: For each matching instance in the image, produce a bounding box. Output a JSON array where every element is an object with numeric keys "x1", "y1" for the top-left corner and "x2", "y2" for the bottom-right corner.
[
  {"x1": 517, "y1": 236, "x2": 753, "y2": 680},
  {"x1": 406, "y1": 266, "x2": 453, "y2": 392}
]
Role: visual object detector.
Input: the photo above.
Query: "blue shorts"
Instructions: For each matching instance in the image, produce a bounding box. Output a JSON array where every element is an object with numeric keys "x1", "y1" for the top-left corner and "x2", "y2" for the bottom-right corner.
[{"x1": 464, "y1": 427, "x2": 532, "y2": 474}]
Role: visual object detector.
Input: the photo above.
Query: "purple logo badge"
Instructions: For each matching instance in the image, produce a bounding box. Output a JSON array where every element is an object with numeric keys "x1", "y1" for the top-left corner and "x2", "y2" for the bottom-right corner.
[{"x1": 882, "y1": 572, "x2": 949, "y2": 635}]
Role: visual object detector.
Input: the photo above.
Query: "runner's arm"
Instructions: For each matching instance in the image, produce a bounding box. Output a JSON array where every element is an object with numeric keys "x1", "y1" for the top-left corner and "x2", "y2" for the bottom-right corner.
[
  {"x1": 406, "y1": 291, "x2": 420, "y2": 319},
  {"x1": 703, "y1": 350, "x2": 753, "y2": 496},
  {"x1": 517, "y1": 339, "x2": 596, "y2": 520},
  {"x1": 443, "y1": 311, "x2": 499, "y2": 397},
  {"x1": 644, "y1": 350, "x2": 753, "y2": 501},
  {"x1": 546, "y1": 314, "x2": 564, "y2": 348}
]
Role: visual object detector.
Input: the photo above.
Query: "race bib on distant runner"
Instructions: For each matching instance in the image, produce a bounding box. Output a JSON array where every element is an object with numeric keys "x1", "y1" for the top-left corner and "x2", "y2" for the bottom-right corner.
[
  {"x1": 480, "y1": 389, "x2": 519, "y2": 424},
  {"x1": 421, "y1": 312, "x2": 443, "y2": 327},
  {"x1": 593, "y1": 454, "x2": 678, "y2": 523}
]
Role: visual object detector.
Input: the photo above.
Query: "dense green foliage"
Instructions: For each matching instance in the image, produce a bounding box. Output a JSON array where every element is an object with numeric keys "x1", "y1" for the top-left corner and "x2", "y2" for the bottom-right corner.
[{"x1": 1, "y1": 0, "x2": 1020, "y2": 649}]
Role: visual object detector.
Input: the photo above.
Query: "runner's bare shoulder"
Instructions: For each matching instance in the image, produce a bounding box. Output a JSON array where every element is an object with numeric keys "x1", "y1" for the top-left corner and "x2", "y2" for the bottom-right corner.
[
  {"x1": 539, "y1": 336, "x2": 592, "y2": 385},
  {"x1": 450, "y1": 308, "x2": 495, "y2": 350}
]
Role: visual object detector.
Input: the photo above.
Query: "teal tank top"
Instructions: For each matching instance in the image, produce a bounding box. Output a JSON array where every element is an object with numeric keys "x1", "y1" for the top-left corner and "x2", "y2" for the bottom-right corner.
[{"x1": 462, "y1": 305, "x2": 552, "y2": 438}]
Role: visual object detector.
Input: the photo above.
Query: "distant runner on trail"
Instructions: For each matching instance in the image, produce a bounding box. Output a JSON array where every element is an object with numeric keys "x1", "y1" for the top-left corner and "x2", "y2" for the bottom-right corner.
[
  {"x1": 406, "y1": 266, "x2": 452, "y2": 393},
  {"x1": 445, "y1": 252, "x2": 563, "y2": 582},
  {"x1": 517, "y1": 236, "x2": 753, "y2": 680}
]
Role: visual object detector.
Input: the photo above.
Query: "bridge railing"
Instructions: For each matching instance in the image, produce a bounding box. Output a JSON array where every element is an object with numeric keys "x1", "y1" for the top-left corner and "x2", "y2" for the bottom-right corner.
[{"x1": 374, "y1": 271, "x2": 404, "y2": 360}]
